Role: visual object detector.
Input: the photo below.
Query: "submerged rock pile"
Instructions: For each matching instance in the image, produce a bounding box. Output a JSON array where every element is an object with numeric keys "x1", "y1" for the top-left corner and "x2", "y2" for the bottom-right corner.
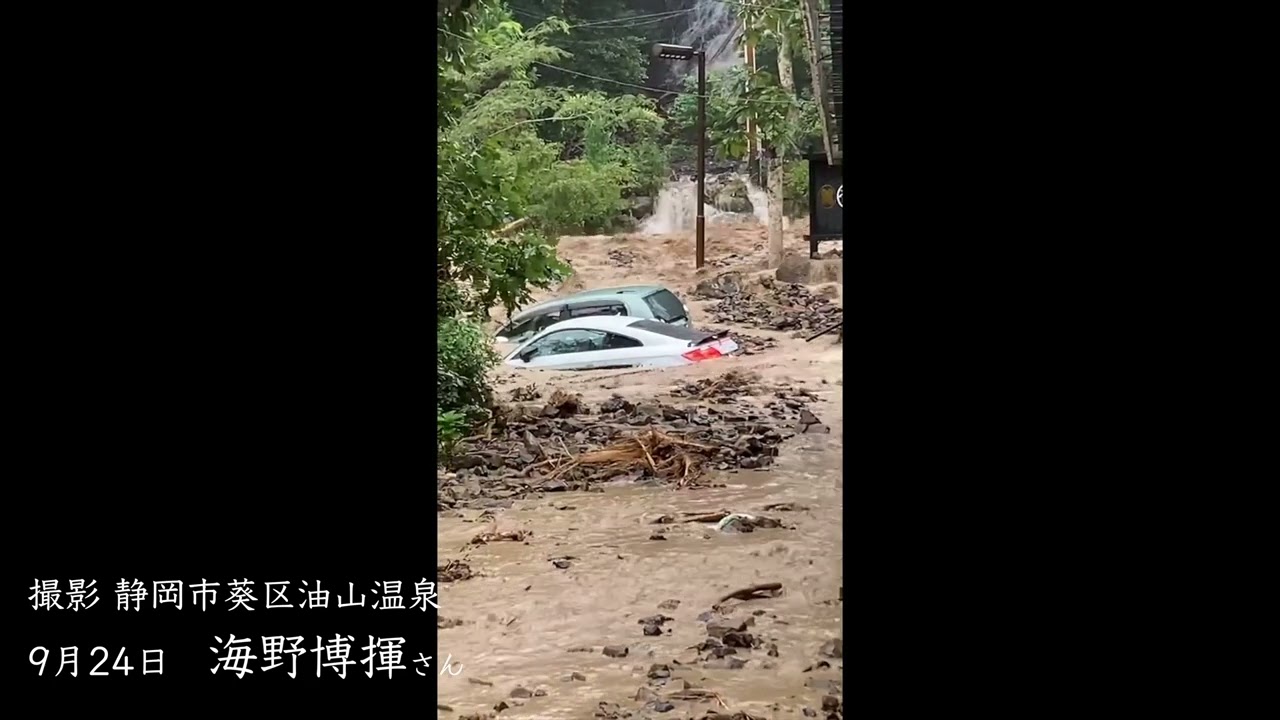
[{"x1": 709, "y1": 277, "x2": 843, "y2": 332}]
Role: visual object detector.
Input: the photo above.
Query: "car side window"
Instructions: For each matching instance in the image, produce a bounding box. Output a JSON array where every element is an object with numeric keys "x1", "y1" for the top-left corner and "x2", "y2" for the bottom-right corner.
[
  {"x1": 525, "y1": 329, "x2": 609, "y2": 357},
  {"x1": 603, "y1": 332, "x2": 643, "y2": 350},
  {"x1": 569, "y1": 303, "x2": 627, "y2": 318},
  {"x1": 500, "y1": 315, "x2": 539, "y2": 339}
]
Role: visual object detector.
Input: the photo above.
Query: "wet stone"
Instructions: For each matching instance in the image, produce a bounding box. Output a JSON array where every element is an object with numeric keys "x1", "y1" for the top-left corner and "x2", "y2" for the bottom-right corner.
[
  {"x1": 635, "y1": 687, "x2": 659, "y2": 703},
  {"x1": 643, "y1": 623, "x2": 662, "y2": 636},
  {"x1": 510, "y1": 686, "x2": 532, "y2": 698},
  {"x1": 602, "y1": 645, "x2": 629, "y2": 658},
  {"x1": 820, "y1": 638, "x2": 843, "y2": 659},
  {"x1": 706, "y1": 619, "x2": 747, "y2": 638}
]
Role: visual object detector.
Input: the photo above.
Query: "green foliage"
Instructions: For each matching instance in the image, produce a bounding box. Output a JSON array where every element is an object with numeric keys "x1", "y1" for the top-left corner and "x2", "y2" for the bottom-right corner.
[
  {"x1": 784, "y1": 158, "x2": 809, "y2": 216},
  {"x1": 437, "y1": 317, "x2": 498, "y2": 417},
  {"x1": 672, "y1": 65, "x2": 820, "y2": 162},
  {"x1": 508, "y1": 0, "x2": 683, "y2": 92},
  {"x1": 437, "y1": 409, "x2": 469, "y2": 460}
]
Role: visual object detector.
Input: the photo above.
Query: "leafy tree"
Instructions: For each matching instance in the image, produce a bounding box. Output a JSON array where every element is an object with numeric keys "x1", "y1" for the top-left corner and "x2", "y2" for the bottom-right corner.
[
  {"x1": 435, "y1": 1, "x2": 673, "y2": 440},
  {"x1": 672, "y1": 63, "x2": 819, "y2": 265}
]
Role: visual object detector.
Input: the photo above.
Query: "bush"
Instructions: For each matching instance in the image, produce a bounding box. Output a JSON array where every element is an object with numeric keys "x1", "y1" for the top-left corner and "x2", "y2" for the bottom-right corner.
[
  {"x1": 784, "y1": 158, "x2": 809, "y2": 217},
  {"x1": 437, "y1": 410, "x2": 468, "y2": 461},
  {"x1": 437, "y1": 317, "x2": 498, "y2": 418}
]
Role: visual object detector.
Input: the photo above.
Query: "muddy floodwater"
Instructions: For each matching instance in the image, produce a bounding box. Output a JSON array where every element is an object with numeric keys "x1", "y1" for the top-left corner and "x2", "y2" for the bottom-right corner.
[{"x1": 438, "y1": 223, "x2": 843, "y2": 719}]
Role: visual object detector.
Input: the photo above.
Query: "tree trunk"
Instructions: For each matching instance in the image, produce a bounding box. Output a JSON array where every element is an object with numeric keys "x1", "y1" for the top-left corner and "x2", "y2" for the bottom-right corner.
[
  {"x1": 767, "y1": 154, "x2": 785, "y2": 268},
  {"x1": 766, "y1": 32, "x2": 796, "y2": 270},
  {"x1": 799, "y1": 0, "x2": 835, "y2": 163},
  {"x1": 777, "y1": 32, "x2": 796, "y2": 95}
]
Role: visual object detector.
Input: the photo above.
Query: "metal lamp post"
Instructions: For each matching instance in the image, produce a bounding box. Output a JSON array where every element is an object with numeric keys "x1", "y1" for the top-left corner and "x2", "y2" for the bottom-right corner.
[{"x1": 653, "y1": 43, "x2": 706, "y2": 269}]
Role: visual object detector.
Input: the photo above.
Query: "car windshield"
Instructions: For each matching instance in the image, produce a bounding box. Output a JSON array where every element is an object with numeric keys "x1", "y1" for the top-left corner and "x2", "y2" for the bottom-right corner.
[{"x1": 643, "y1": 289, "x2": 687, "y2": 322}]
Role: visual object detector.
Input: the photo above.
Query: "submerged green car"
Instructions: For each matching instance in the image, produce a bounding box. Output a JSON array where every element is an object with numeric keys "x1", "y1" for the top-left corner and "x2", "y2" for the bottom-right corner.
[{"x1": 494, "y1": 285, "x2": 692, "y2": 347}]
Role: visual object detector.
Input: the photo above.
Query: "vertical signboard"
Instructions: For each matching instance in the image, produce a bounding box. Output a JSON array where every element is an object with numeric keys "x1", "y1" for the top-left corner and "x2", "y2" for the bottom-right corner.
[{"x1": 807, "y1": 156, "x2": 842, "y2": 256}]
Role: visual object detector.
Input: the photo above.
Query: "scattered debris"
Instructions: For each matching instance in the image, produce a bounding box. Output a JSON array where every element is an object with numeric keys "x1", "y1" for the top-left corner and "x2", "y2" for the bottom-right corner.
[
  {"x1": 510, "y1": 384, "x2": 542, "y2": 402},
  {"x1": 708, "y1": 278, "x2": 843, "y2": 332},
  {"x1": 438, "y1": 560, "x2": 474, "y2": 583},
  {"x1": 608, "y1": 248, "x2": 639, "y2": 268},
  {"x1": 470, "y1": 530, "x2": 530, "y2": 545}
]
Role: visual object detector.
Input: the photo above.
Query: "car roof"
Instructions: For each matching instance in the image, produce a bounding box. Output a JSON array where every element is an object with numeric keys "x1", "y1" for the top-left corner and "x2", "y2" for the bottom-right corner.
[
  {"x1": 562, "y1": 285, "x2": 664, "y2": 299},
  {"x1": 508, "y1": 286, "x2": 669, "y2": 321}
]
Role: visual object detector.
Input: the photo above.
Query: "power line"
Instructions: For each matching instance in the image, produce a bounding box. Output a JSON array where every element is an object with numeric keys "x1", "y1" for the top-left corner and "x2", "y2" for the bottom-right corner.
[
  {"x1": 510, "y1": 7, "x2": 693, "y2": 30},
  {"x1": 532, "y1": 61, "x2": 807, "y2": 105},
  {"x1": 440, "y1": 27, "x2": 817, "y2": 107}
]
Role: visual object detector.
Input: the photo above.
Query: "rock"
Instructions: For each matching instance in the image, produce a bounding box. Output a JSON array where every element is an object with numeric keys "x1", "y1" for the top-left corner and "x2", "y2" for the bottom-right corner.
[
  {"x1": 534, "y1": 688, "x2": 547, "y2": 697},
  {"x1": 799, "y1": 409, "x2": 820, "y2": 426},
  {"x1": 552, "y1": 559, "x2": 571, "y2": 569},
  {"x1": 602, "y1": 645, "x2": 629, "y2": 658},
  {"x1": 803, "y1": 423, "x2": 831, "y2": 434},
  {"x1": 542, "y1": 479, "x2": 568, "y2": 492},
  {"x1": 635, "y1": 687, "x2": 659, "y2": 702},
  {"x1": 695, "y1": 271, "x2": 745, "y2": 299},
  {"x1": 657, "y1": 599, "x2": 680, "y2": 610},
  {"x1": 822, "y1": 696, "x2": 841, "y2": 712},
  {"x1": 706, "y1": 619, "x2": 747, "y2": 638},
  {"x1": 630, "y1": 195, "x2": 654, "y2": 217},
  {"x1": 493, "y1": 701, "x2": 509, "y2": 713},
  {"x1": 804, "y1": 709, "x2": 818, "y2": 718},
  {"x1": 820, "y1": 638, "x2": 843, "y2": 658},
  {"x1": 651, "y1": 700, "x2": 676, "y2": 713},
  {"x1": 510, "y1": 686, "x2": 532, "y2": 698},
  {"x1": 567, "y1": 671, "x2": 587, "y2": 681},
  {"x1": 776, "y1": 253, "x2": 813, "y2": 284},
  {"x1": 643, "y1": 623, "x2": 662, "y2": 636}
]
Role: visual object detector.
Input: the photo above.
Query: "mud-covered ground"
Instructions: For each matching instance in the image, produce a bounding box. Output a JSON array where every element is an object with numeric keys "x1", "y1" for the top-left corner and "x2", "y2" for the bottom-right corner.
[{"x1": 438, "y1": 222, "x2": 843, "y2": 720}]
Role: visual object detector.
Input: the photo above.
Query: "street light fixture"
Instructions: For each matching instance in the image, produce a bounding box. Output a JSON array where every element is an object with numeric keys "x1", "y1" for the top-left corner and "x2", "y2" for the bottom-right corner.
[{"x1": 652, "y1": 43, "x2": 707, "y2": 269}]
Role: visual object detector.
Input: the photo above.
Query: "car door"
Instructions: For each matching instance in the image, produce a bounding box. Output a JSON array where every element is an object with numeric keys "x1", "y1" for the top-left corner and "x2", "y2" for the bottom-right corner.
[{"x1": 508, "y1": 328, "x2": 660, "y2": 370}]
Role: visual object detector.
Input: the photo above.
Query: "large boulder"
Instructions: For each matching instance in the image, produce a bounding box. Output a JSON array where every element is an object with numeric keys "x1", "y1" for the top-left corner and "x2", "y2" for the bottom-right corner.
[
  {"x1": 775, "y1": 253, "x2": 812, "y2": 284},
  {"x1": 775, "y1": 254, "x2": 843, "y2": 285},
  {"x1": 712, "y1": 176, "x2": 752, "y2": 213}
]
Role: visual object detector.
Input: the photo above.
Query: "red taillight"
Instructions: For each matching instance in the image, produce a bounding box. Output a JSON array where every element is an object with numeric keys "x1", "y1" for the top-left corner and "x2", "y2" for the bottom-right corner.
[{"x1": 682, "y1": 346, "x2": 723, "y2": 362}]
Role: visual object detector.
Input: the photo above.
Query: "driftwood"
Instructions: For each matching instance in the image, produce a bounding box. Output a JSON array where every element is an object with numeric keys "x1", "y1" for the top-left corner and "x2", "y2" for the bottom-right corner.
[
  {"x1": 717, "y1": 582, "x2": 783, "y2": 603},
  {"x1": 805, "y1": 319, "x2": 843, "y2": 342}
]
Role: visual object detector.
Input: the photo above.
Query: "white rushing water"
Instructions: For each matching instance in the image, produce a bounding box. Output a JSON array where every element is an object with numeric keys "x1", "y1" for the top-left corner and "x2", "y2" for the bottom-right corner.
[
  {"x1": 676, "y1": 0, "x2": 742, "y2": 72},
  {"x1": 640, "y1": 174, "x2": 771, "y2": 235}
]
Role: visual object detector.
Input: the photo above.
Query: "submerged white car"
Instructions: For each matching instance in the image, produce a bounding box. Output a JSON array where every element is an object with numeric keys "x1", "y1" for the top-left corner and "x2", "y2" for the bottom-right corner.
[{"x1": 503, "y1": 316, "x2": 739, "y2": 371}]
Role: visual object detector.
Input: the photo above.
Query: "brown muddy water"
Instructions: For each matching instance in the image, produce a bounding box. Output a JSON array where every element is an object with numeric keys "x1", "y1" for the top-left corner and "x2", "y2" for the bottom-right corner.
[{"x1": 438, "y1": 224, "x2": 843, "y2": 719}]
